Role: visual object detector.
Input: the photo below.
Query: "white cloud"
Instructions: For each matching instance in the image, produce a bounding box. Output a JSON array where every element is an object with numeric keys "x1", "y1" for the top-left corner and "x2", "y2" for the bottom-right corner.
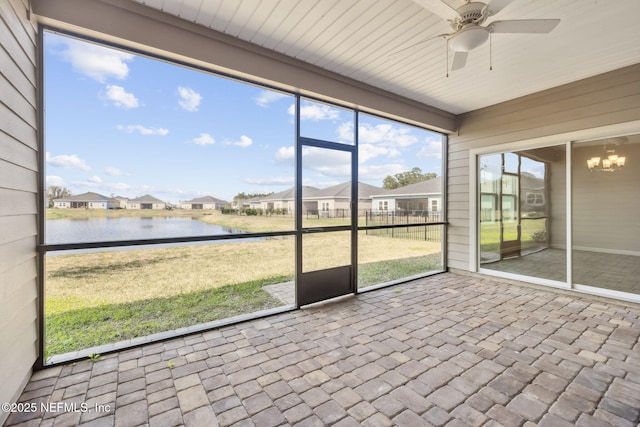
[
  {"x1": 117, "y1": 124, "x2": 169, "y2": 136},
  {"x1": 226, "y1": 135, "x2": 253, "y2": 148},
  {"x1": 255, "y1": 91, "x2": 288, "y2": 107},
  {"x1": 288, "y1": 103, "x2": 341, "y2": 121},
  {"x1": 244, "y1": 176, "x2": 294, "y2": 185},
  {"x1": 357, "y1": 123, "x2": 419, "y2": 147},
  {"x1": 192, "y1": 133, "x2": 216, "y2": 146},
  {"x1": 359, "y1": 163, "x2": 406, "y2": 180},
  {"x1": 59, "y1": 38, "x2": 134, "y2": 83},
  {"x1": 177, "y1": 86, "x2": 202, "y2": 112},
  {"x1": 46, "y1": 152, "x2": 91, "y2": 171},
  {"x1": 87, "y1": 176, "x2": 103, "y2": 184},
  {"x1": 304, "y1": 147, "x2": 351, "y2": 178},
  {"x1": 275, "y1": 146, "x2": 294, "y2": 164},
  {"x1": 359, "y1": 143, "x2": 401, "y2": 163},
  {"x1": 104, "y1": 85, "x2": 139, "y2": 109},
  {"x1": 104, "y1": 167, "x2": 125, "y2": 176},
  {"x1": 46, "y1": 175, "x2": 66, "y2": 187},
  {"x1": 275, "y1": 145, "x2": 351, "y2": 177},
  {"x1": 416, "y1": 139, "x2": 443, "y2": 159}
]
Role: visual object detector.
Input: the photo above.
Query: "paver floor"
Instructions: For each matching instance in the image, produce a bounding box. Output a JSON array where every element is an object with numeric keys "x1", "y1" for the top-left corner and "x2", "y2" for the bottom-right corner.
[{"x1": 5, "y1": 273, "x2": 640, "y2": 427}]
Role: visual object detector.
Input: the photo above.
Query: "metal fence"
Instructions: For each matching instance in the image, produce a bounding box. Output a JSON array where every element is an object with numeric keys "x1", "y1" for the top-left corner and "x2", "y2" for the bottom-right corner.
[{"x1": 365, "y1": 210, "x2": 442, "y2": 241}]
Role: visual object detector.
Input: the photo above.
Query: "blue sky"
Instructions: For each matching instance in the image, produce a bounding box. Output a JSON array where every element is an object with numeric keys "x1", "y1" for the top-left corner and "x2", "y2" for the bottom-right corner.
[{"x1": 44, "y1": 32, "x2": 443, "y2": 203}]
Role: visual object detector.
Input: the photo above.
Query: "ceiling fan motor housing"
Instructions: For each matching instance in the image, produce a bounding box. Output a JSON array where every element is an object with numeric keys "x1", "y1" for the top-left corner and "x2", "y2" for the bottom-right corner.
[{"x1": 452, "y1": 2, "x2": 487, "y2": 29}]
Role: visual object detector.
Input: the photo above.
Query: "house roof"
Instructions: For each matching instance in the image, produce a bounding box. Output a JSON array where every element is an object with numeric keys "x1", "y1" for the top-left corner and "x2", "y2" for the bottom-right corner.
[
  {"x1": 371, "y1": 177, "x2": 442, "y2": 198},
  {"x1": 183, "y1": 196, "x2": 229, "y2": 204},
  {"x1": 315, "y1": 182, "x2": 383, "y2": 199},
  {"x1": 259, "y1": 182, "x2": 383, "y2": 202},
  {"x1": 129, "y1": 194, "x2": 165, "y2": 203},
  {"x1": 54, "y1": 192, "x2": 117, "y2": 203}
]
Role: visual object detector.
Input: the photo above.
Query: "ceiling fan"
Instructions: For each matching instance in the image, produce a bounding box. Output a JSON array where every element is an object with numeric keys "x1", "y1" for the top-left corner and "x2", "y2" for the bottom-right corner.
[{"x1": 401, "y1": 0, "x2": 561, "y2": 72}]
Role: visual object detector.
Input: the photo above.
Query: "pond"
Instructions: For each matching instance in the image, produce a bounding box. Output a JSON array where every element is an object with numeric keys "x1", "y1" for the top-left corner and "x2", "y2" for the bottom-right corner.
[{"x1": 46, "y1": 216, "x2": 245, "y2": 245}]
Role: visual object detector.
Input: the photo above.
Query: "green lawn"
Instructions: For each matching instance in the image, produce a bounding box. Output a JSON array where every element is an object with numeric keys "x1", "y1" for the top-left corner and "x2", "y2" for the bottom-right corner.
[{"x1": 45, "y1": 209, "x2": 443, "y2": 357}]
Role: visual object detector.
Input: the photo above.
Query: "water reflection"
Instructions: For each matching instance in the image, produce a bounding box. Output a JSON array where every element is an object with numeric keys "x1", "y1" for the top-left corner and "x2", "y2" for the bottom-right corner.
[{"x1": 46, "y1": 216, "x2": 244, "y2": 244}]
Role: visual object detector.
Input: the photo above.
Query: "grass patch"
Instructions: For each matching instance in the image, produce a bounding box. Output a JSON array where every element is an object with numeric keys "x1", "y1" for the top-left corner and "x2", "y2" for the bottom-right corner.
[
  {"x1": 45, "y1": 224, "x2": 444, "y2": 357},
  {"x1": 46, "y1": 276, "x2": 288, "y2": 355},
  {"x1": 358, "y1": 254, "x2": 442, "y2": 287}
]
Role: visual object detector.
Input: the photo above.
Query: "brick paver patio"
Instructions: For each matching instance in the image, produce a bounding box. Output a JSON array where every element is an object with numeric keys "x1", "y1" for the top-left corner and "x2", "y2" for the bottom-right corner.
[{"x1": 5, "y1": 273, "x2": 640, "y2": 426}]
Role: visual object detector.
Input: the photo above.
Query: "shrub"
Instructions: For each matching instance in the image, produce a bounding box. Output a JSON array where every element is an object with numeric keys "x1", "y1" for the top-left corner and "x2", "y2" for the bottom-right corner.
[{"x1": 531, "y1": 230, "x2": 547, "y2": 242}]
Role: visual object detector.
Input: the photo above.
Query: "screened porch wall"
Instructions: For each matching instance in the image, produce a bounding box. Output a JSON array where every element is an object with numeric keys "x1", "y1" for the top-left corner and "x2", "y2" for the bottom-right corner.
[
  {"x1": 447, "y1": 64, "x2": 640, "y2": 272},
  {"x1": 0, "y1": 0, "x2": 39, "y2": 421}
]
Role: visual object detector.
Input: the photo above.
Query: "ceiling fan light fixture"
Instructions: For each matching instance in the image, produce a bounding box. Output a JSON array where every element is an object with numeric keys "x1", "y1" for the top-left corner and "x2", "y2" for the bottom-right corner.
[{"x1": 449, "y1": 25, "x2": 489, "y2": 52}]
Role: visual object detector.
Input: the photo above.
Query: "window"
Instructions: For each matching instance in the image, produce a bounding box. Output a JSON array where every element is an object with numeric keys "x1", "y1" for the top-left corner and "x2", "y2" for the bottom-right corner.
[
  {"x1": 43, "y1": 31, "x2": 295, "y2": 362},
  {"x1": 41, "y1": 30, "x2": 448, "y2": 363},
  {"x1": 358, "y1": 113, "x2": 446, "y2": 290},
  {"x1": 525, "y1": 192, "x2": 544, "y2": 206}
]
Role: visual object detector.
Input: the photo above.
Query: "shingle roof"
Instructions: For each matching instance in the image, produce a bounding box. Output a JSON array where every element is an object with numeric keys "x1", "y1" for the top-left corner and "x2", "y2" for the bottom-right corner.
[
  {"x1": 54, "y1": 191, "x2": 117, "y2": 202},
  {"x1": 261, "y1": 182, "x2": 382, "y2": 201},
  {"x1": 184, "y1": 195, "x2": 229, "y2": 204},
  {"x1": 129, "y1": 194, "x2": 165, "y2": 203},
  {"x1": 371, "y1": 176, "x2": 442, "y2": 197}
]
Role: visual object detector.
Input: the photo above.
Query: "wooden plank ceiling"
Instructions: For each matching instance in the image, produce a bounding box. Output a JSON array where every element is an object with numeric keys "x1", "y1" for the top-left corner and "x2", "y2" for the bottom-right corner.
[{"x1": 130, "y1": 0, "x2": 640, "y2": 114}]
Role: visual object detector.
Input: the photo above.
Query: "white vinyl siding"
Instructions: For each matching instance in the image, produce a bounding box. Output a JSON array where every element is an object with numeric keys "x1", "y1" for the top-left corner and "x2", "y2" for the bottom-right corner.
[
  {"x1": 0, "y1": 0, "x2": 39, "y2": 421},
  {"x1": 447, "y1": 64, "x2": 640, "y2": 271}
]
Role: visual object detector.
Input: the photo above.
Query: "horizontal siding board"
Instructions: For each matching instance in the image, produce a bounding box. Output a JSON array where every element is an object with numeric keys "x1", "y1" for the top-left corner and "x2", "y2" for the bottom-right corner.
[
  {"x1": 0, "y1": 258, "x2": 37, "y2": 301},
  {"x1": 0, "y1": 279, "x2": 37, "y2": 332},
  {"x1": 0, "y1": 74, "x2": 37, "y2": 126},
  {"x1": 454, "y1": 103, "x2": 640, "y2": 153},
  {"x1": 448, "y1": 158, "x2": 469, "y2": 170},
  {"x1": 447, "y1": 175, "x2": 469, "y2": 186},
  {"x1": 454, "y1": 80, "x2": 640, "y2": 146},
  {"x1": 0, "y1": 101, "x2": 37, "y2": 147},
  {"x1": 0, "y1": 7, "x2": 36, "y2": 82},
  {"x1": 0, "y1": 159, "x2": 38, "y2": 192},
  {"x1": 0, "y1": 215, "x2": 37, "y2": 246},
  {"x1": 0, "y1": 235, "x2": 36, "y2": 275},
  {"x1": 0, "y1": 0, "x2": 36, "y2": 58},
  {"x1": 0, "y1": 131, "x2": 37, "y2": 171},
  {"x1": 0, "y1": 45, "x2": 37, "y2": 109},
  {"x1": 0, "y1": 0, "x2": 37, "y2": 419},
  {"x1": 0, "y1": 188, "x2": 37, "y2": 216},
  {"x1": 456, "y1": 64, "x2": 640, "y2": 130},
  {"x1": 0, "y1": 340, "x2": 35, "y2": 405}
]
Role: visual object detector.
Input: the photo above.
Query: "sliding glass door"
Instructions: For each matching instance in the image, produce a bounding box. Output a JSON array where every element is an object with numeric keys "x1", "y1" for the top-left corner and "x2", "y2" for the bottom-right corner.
[
  {"x1": 478, "y1": 145, "x2": 567, "y2": 284},
  {"x1": 478, "y1": 134, "x2": 640, "y2": 301}
]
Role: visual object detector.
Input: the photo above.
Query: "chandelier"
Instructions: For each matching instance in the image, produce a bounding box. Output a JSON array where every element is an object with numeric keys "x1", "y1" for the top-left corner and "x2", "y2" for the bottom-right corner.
[{"x1": 587, "y1": 145, "x2": 626, "y2": 172}]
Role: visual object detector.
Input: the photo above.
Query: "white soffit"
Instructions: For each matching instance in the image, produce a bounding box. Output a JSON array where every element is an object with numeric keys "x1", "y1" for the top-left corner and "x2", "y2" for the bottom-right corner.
[{"x1": 130, "y1": 0, "x2": 640, "y2": 115}]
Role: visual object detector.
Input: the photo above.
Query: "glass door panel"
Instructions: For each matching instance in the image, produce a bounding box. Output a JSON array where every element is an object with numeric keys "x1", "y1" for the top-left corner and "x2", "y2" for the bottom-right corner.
[
  {"x1": 479, "y1": 154, "x2": 502, "y2": 263},
  {"x1": 572, "y1": 136, "x2": 640, "y2": 296},
  {"x1": 298, "y1": 142, "x2": 354, "y2": 305},
  {"x1": 501, "y1": 173, "x2": 520, "y2": 258},
  {"x1": 479, "y1": 146, "x2": 567, "y2": 284}
]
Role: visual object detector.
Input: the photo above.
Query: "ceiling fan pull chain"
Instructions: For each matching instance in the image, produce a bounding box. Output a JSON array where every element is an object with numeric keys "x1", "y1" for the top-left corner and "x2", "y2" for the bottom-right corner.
[
  {"x1": 446, "y1": 38, "x2": 450, "y2": 78},
  {"x1": 489, "y1": 33, "x2": 493, "y2": 71}
]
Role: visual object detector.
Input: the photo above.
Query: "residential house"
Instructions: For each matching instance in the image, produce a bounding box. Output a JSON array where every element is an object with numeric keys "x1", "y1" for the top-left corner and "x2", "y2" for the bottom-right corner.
[
  {"x1": 126, "y1": 194, "x2": 167, "y2": 210},
  {"x1": 179, "y1": 195, "x2": 229, "y2": 210},
  {"x1": 52, "y1": 192, "x2": 119, "y2": 209},
  {"x1": 370, "y1": 177, "x2": 442, "y2": 214}
]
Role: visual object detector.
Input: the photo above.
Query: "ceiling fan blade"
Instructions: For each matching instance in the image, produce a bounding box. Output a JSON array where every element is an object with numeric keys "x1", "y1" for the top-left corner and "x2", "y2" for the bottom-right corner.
[
  {"x1": 411, "y1": 0, "x2": 459, "y2": 21},
  {"x1": 451, "y1": 51, "x2": 468, "y2": 71},
  {"x1": 483, "y1": 0, "x2": 514, "y2": 17},
  {"x1": 490, "y1": 19, "x2": 561, "y2": 34}
]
